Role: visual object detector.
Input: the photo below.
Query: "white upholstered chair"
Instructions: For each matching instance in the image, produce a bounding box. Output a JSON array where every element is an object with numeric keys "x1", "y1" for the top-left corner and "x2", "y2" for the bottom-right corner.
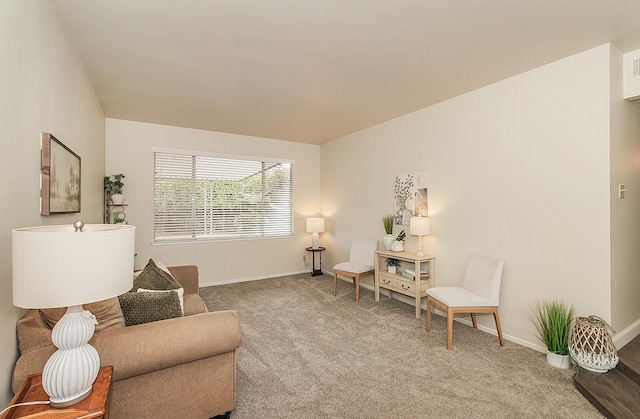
[
  {"x1": 333, "y1": 239, "x2": 378, "y2": 302},
  {"x1": 425, "y1": 254, "x2": 504, "y2": 350}
]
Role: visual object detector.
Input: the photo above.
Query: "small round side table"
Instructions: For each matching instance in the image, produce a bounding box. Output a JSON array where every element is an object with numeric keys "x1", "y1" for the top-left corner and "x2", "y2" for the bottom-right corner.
[{"x1": 305, "y1": 246, "x2": 326, "y2": 277}]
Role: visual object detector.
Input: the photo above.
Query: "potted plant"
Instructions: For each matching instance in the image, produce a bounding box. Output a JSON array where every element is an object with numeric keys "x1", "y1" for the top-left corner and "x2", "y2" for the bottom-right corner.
[
  {"x1": 105, "y1": 174, "x2": 125, "y2": 204},
  {"x1": 382, "y1": 214, "x2": 394, "y2": 250},
  {"x1": 528, "y1": 299, "x2": 575, "y2": 369},
  {"x1": 391, "y1": 230, "x2": 406, "y2": 252},
  {"x1": 386, "y1": 258, "x2": 401, "y2": 273}
]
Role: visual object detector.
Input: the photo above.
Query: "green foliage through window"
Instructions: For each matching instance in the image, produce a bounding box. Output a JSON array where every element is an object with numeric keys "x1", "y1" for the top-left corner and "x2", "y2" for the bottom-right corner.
[{"x1": 154, "y1": 151, "x2": 293, "y2": 242}]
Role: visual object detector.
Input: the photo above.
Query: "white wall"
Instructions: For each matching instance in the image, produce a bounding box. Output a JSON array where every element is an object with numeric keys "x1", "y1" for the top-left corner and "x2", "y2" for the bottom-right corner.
[
  {"x1": 106, "y1": 119, "x2": 320, "y2": 285},
  {"x1": 609, "y1": 46, "x2": 640, "y2": 332},
  {"x1": 0, "y1": 0, "x2": 105, "y2": 405},
  {"x1": 321, "y1": 45, "x2": 614, "y2": 349}
]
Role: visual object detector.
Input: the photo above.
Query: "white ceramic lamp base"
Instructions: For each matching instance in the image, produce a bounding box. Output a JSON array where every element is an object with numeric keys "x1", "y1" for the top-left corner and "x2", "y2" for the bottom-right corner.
[
  {"x1": 43, "y1": 305, "x2": 100, "y2": 408},
  {"x1": 415, "y1": 236, "x2": 425, "y2": 257},
  {"x1": 311, "y1": 232, "x2": 319, "y2": 249}
]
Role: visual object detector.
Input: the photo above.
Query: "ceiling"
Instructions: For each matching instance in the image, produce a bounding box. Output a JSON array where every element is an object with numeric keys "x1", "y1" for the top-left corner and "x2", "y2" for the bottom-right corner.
[{"x1": 54, "y1": 0, "x2": 640, "y2": 145}]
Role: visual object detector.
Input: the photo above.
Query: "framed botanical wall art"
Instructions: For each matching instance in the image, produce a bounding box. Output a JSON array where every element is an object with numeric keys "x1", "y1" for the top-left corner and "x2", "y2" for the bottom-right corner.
[
  {"x1": 41, "y1": 133, "x2": 81, "y2": 215},
  {"x1": 394, "y1": 172, "x2": 428, "y2": 225}
]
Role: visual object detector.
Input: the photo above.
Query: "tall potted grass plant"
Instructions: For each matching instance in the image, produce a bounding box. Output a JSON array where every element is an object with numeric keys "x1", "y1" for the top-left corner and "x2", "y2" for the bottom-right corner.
[
  {"x1": 382, "y1": 214, "x2": 394, "y2": 250},
  {"x1": 528, "y1": 299, "x2": 575, "y2": 368}
]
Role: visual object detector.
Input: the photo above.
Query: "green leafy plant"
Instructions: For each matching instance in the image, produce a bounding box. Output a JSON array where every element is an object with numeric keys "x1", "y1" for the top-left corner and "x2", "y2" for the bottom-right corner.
[
  {"x1": 104, "y1": 174, "x2": 125, "y2": 195},
  {"x1": 382, "y1": 214, "x2": 394, "y2": 234},
  {"x1": 386, "y1": 258, "x2": 401, "y2": 267},
  {"x1": 528, "y1": 299, "x2": 575, "y2": 355},
  {"x1": 395, "y1": 230, "x2": 406, "y2": 241}
]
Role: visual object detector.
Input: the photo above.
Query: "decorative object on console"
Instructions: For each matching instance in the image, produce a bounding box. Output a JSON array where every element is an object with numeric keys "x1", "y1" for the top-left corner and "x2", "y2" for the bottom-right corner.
[
  {"x1": 385, "y1": 258, "x2": 400, "y2": 273},
  {"x1": 382, "y1": 214, "x2": 394, "y2": 250},
  {"x1": 390, "y1": 229, "x2": 405, "y2": 252},
  {"x1": 12, "y1": 221, "x2": 135, "y2": 407},
  {"x1": 409, "y1": 215, "x2": 431, "y2": 257},
  {"x1": 41, "y1": 133, "x2": 81, "y2": 215},
  {"x1": 569, "y1": 315, "x2": 618, "y2": 372},
  {"x1": 528, "y1": 299, "x2": 575, "y2": 369},
  {"x1": 306, "y1": 217, "x2": 325, "y2": 249}
]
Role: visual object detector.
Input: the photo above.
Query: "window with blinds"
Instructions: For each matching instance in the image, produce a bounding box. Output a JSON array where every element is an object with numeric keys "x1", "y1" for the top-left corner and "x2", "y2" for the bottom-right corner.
[{"x1": 153, "y1": 149, "x2": 294, "y2": 243}]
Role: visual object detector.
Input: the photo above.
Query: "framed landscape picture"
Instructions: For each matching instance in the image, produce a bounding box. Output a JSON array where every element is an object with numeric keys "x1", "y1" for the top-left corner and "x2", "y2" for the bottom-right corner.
[{"x1": 41, "y1": 133, "x2": 81, "y2": 215}]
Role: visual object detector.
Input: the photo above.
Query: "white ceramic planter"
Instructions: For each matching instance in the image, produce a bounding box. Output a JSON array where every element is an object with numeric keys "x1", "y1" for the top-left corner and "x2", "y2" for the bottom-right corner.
[
  {"x1": 388, "y1": 266, "x2": 397, "y2": 274},
  {"x1": 546, "y1": 352, "x2": 570, "y2": 369},
  {"x1": 390, "y1": 241, "x2": 404, "y2": 252},
  {"x1": 383, "y1": 234, "x2": 394, "y2": 251},
  {"x1": 110, "y1": 193, "x2": 125, "y2": 205}
]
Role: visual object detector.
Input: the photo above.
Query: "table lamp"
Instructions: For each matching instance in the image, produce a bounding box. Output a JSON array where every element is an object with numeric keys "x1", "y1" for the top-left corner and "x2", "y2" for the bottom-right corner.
[
  {"x1": 409, "y1": 215, "x2": 431, "y2": 257},
  {"x1": 306, "y1": 218, "x2": 325, "y2": 249},
  {"x1": 12, "y1": 221, "x2": 135, "y2": 407}
]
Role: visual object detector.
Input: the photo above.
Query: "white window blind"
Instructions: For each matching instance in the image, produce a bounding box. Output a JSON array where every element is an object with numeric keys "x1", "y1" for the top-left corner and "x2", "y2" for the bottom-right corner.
[{"x1": 153, "y1": 150, "x2": 293, "y2": 242}]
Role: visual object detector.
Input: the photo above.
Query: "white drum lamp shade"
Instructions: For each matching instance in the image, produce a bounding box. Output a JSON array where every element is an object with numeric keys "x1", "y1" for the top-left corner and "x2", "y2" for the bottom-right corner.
[
  {"x1": 306, "y1": 218, "x2": 325, "y2": 249},
  {"x1": 12, "y1": 222, "x2": 135, "y2": 407},
  {"x1": 409, "y1": 215, "x2": 431, "y2": 257}
]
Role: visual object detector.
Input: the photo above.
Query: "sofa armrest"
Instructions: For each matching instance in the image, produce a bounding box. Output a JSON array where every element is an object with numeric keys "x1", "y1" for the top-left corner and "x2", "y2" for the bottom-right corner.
[
  {"x1": 13, "y1": 310, "x2": 241, "y2": 391},
  {"x1": 95, "y1": 310, "x2": 241, "y2": 381},
  {"x1": 167, "y1": 265, "x2": 200, "y2": 295}
]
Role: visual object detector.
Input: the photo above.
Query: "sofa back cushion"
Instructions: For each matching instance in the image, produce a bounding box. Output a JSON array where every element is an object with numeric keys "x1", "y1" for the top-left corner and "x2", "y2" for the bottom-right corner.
[{"x1": 40, "y1": 297, "x2": 126, "y2": 333}]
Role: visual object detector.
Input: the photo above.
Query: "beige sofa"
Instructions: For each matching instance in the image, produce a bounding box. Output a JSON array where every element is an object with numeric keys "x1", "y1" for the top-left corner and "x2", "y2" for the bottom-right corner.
[{"x1": 13, "y1": 265, "x2": 242, "y2": 419}]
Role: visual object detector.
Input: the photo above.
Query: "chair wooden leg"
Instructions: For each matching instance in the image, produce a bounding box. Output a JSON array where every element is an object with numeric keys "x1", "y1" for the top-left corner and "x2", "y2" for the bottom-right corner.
[
  {"x1": 470, "y1": 313, "x2": 478, "y2": 329},
  {"x1": 493, "y1": 308, "x2": 505, "y2": 346},
  {"x1": 333, "y1": 272, "x2": 338, "y2": 296},
  {"x1": 426, "y1": 297, "x2": 432, "y2": 332},
  {"x1": 446, "y1": 306, "x2": 454, "y2": 350},
  {"x1": 354, "y1": 274, "x2": 360, "y2": 302}
]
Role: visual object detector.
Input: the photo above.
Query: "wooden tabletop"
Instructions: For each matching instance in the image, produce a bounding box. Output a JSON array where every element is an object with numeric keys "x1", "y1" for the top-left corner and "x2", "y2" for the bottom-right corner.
[{"x1": 2, "y1": 366, "x2": 112, "y2": 419}]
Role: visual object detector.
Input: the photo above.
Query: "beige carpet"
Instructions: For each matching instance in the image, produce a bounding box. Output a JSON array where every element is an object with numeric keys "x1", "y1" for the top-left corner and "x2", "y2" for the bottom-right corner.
[{"x1": 200, "y1": 274, "x2": 603, "y2": 419}]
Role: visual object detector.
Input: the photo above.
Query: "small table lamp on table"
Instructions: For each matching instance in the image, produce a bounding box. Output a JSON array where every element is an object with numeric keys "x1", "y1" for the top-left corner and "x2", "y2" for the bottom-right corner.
[
  {"x1": 306, "y1": 217, "x2": 325, "y2": 249},
  {"x1": 12, "y1": 221, "x2": 135, "y2": 408},
  {"x1": 409, "y1": 215, "x2": 431, "y2": 257}
]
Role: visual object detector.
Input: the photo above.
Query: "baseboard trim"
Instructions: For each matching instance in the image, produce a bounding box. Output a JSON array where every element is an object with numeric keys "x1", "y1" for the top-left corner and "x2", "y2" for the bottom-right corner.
[
  {"x1": 613, "y1": 317, "x2": 640, "y2": 349},
  {"x1": 200, "y1": 270, "x2": 311, "y2": 287}
]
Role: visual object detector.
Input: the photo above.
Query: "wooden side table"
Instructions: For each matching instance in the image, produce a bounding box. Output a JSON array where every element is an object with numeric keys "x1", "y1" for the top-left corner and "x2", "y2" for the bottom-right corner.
[{"x1": 2, "y1": 366, "x2": 113, "y2": 419}]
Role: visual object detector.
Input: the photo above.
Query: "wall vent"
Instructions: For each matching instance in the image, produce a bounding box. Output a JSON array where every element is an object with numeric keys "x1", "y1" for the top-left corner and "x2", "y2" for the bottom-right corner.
[{"x1": 623, "y1": 49, "x2": 640, "y2": 100}]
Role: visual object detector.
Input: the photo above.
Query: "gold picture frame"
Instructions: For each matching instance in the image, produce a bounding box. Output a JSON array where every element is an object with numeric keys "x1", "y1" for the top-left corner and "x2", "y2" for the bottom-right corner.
[{"x1": 41, "y1": 133, "x2": 81, "y2": 215}]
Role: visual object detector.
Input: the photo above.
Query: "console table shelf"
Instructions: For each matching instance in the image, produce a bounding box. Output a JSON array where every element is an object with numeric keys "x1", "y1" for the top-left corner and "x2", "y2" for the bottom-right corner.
[{"x1": 374, "y1": 249, "x2": 435, "y2": 319}]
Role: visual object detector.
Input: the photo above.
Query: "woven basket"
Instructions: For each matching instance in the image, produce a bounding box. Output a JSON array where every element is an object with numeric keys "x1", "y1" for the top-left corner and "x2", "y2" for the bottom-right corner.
[{"x1": 568, "y1": 315, "x2": 618, "y2": 372}]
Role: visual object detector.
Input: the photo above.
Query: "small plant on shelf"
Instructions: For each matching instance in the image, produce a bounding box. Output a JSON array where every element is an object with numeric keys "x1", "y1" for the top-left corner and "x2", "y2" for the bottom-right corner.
[
  {"x1": 104, "y1": 174, "x2": 125, "y2": 195},
  {"x1": 382, "y1": 214, "x2": 394, "y2": 235},
  {"x1": 385, "y1": 258, "x2": 401, "y2": 267},
  {"x1": 386, "y1": 258, "x2": 401, "y2": 273}
]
